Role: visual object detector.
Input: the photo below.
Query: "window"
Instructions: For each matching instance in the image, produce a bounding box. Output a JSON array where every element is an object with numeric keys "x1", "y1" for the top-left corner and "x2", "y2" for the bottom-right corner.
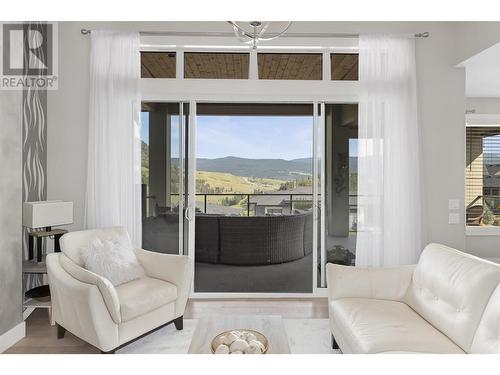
[
  {"x1": 466, "y1": 126, "x2": 500, "y2": 227},
  {"x1": 258, "y1": 53, "x2": 322, "y2": 80},
  {"x1": 331, "y1": 53, "x2": 358, "y2": 81},
  {"x1": 184, "y1": 52, "x2": 249, "y2": 79},
  {"x1": 141, "y1": 52, "x2": 176, "y2": 78},
  {"x1": 265, "y1": 207, "x2": 283, "y2": 215}
]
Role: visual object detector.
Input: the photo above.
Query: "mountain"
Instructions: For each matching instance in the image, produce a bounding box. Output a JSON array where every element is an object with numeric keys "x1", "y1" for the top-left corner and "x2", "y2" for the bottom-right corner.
[
  {"x1": 142, "y1": 140, "x2": 358, "y2": 180},
  {"x1": 195, "y1": 156, "x2": 312, "y2": 180},
  {"x1": 193, "y1": 156, "x2": 357, "y2": 180}
]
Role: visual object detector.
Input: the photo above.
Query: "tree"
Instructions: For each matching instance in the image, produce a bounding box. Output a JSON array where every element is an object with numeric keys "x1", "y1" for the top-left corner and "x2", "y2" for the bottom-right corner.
[{"x1": 483, "y1": 205, "x2": 495, "y2": 225}]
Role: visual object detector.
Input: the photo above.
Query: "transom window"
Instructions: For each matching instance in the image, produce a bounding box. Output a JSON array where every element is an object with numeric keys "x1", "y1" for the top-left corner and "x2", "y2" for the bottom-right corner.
[
  {"x1": 331, "y1": 53, "x2": 359, "y2": 81},
  {"x1": 184, "y1": 52, "x2": 250, "y2": 79},
  {"x1": 257, "y1": 53, "x2": 323, "y2": 80},
  {"x1": 141, "y1": 52, "x2": 176, "y2": 78}
]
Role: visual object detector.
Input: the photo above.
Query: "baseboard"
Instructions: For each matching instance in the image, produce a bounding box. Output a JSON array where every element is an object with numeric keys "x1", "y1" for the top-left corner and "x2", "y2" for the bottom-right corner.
[{"x1": 0, "y1": 321, "x2": 26, "y2": 353}]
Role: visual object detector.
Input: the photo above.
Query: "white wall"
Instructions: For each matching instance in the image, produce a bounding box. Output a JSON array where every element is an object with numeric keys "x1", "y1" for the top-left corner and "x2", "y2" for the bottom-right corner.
[
  {"x1": 456, "y1": 22, "x2": 500, "y2": 65},
  {"x1": 49, "y1": 22, "x2": 472, "y2": 256},
  {"x1": 466, "y1": 97, "x2": 500, "y2": 114}
]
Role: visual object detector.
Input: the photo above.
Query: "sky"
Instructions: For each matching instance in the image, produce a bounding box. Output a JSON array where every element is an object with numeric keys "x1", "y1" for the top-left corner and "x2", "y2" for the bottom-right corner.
[
  {"x1": 141, "y1": 112, "x2": 358, "y2": 160},
  {"x1": 196, "y1": 116, "x2": 313, "y2": 159}
]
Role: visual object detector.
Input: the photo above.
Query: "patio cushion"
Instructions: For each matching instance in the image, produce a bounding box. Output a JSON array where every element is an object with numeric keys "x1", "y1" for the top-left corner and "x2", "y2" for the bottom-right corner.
[
  {"x1": 219, "y1": 214, "x2": 306, "y2": 265},
  {"x1": 142, "y1": 213, "x2": 179, "y2": 254},
  {"x1": 195, "y1": 214, "x2": 220, "y2": 264}
]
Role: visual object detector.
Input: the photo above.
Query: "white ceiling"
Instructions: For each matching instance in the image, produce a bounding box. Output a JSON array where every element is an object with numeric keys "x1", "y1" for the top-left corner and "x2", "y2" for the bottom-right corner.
[{"x1": 462, "y1": 41, "x2": 500, "y2": 97}]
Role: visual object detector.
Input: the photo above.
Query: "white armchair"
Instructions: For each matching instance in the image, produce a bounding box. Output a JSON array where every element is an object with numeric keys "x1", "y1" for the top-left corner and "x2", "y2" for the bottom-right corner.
[{"x1": 46, "y1": 227, "x2": 193, "y2": 353}]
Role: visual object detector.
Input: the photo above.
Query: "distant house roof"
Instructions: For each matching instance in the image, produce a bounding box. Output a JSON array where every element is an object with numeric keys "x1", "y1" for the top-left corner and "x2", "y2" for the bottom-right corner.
[
  {"x1": 250, "y1": 186, "x2": 313, "y2": 207},
  {"x1": 484, "y1": 165, "x2": 500, "y2": 188}
]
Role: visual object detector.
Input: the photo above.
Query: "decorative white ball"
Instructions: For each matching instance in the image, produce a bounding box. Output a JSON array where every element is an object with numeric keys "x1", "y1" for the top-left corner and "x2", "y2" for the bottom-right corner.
[
  {"x1": 230, "y1": 339, "x2": 249, "y2": 353},
  {"x1": 249, "y1": 339, "x2": 265, "y2": 352},
  {"x1": 231, "y1": 350, "x2": 243, "y2": 354},
  {"x1": 222, "y1": 332, "x2": 239, "y2": 346},
  {"x1": 215, "y1": 344, "x2": 230, "y2": 354},
  {"x1": 230, "y1": 330, "x2": 242, "y2": 338},
  {"x1": 214, "y1": 335, "x2": 226, "y2": 347},
  {"x1": 244, "y1": 342, "x2": 262, "y2": 354},
  {"x1": 245, "y1": 332, "x2": 257, "y2": 342}
]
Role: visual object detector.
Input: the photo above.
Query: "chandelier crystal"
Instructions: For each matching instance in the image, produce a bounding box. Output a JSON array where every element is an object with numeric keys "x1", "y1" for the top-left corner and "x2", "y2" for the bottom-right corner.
[{"x1": 228, "y1": 21, "x2": 293, "y2": 49}]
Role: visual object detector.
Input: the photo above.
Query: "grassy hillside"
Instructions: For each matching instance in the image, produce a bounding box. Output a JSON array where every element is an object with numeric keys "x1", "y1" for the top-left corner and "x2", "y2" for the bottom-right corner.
[{"x1": 196, "y1": 171, "x2": 285, "y2": 194}]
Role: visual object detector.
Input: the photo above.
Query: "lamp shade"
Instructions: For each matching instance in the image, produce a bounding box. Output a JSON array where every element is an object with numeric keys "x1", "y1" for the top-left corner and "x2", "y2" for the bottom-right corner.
[{"x1": 23, "y1": 200, "x2": 73, "y2": 229}]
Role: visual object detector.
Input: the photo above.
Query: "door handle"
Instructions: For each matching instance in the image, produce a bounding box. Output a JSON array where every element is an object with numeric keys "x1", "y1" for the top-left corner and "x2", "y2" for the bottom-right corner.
[{"x1": 184, "y1": 207, "x2": 193, "y2": 221}]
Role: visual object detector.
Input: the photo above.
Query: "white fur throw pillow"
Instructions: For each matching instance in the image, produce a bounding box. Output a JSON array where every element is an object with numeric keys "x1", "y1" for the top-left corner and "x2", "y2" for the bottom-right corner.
[{"x1": 80, "y1": 236, "x2": 145, "y2": 286}]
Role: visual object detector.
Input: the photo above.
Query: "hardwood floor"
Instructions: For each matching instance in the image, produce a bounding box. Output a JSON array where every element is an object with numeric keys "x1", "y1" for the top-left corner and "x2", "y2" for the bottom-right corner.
[{"x1": 5, "y1": 298, "x2": 328, "y2": 354}]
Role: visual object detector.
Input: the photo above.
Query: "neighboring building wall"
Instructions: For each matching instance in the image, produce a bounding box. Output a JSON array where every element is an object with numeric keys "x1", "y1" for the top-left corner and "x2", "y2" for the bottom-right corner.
[
  {"x1": 465, "y1": 133, "x2": 483, "y2": 206},
  {"x1": 0, "y1": 91, "x2": 23, "y2": 337},
  {"x1": 148, "y1": 106, "x2": 170, "y2": 214},
  {"x1": 326, "y1": 104, "x2": 357, "y2": 237}
]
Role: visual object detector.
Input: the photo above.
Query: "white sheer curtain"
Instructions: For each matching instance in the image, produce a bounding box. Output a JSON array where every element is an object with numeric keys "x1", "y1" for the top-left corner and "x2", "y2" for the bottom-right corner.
[
  {"x1": 356, "y1": 34, "x2": 423, "y2": 267},
  {"x1": 85, "y1": 31, "x2": 142, "y2": 247}
]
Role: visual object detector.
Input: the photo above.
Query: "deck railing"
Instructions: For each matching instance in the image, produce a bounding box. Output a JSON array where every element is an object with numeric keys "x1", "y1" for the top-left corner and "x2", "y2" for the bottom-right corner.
[{"x1": 155, "y1": 192, "x2": 358, "y2": 217}]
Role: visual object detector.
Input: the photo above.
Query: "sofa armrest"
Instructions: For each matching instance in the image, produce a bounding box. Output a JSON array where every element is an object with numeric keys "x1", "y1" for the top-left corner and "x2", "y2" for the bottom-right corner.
[
  {"x1": 326, "y1": 263, "x2": 415, "y2": 302},
  {"x1": 135, "y1": 249, "x2": 194, "y2": 316},
  {"x1": 46, "y1": 254, "x2": 119, "y2": 352},
  {"x1": 58, "y1": 254, "x2": 121, "y2": 324}
]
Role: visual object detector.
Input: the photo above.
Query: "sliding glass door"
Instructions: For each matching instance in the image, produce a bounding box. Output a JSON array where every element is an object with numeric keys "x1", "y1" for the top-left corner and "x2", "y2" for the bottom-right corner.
[{"x1": 140, "y1": 100, "x2": 358, "y2": 294}]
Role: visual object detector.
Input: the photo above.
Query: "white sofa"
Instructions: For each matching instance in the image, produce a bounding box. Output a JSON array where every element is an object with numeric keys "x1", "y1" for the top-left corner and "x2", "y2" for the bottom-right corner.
[
  {"x1": 327, "y1": 243, "x2": 500, "y2": 354},
  {"x1": 47, "y1": 227, "x2": 193, "y2": 353}
]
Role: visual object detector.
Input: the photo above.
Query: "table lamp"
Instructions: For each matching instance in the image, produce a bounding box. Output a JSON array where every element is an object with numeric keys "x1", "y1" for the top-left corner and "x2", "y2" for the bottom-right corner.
[{"x1": 23, "y1": 200, "x2": 73, "y2": 262}]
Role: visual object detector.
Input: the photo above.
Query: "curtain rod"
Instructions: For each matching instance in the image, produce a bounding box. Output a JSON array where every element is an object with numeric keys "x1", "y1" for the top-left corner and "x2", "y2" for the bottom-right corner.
[{"x1": 80, "y1": 28, "x2": 429, "y2": 39}]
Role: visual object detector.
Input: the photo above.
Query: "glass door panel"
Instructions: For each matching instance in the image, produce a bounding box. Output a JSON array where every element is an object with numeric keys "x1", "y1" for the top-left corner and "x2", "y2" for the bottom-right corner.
[
  {"x1": 318, "y1": 103, "x2": 359, "y2": 288},
  {"x1": 141, "y1": 102, "x2": 188, "y2": 255},
  {"x1": 192, "y1": 103, "x2": 314, "y2": 293}
]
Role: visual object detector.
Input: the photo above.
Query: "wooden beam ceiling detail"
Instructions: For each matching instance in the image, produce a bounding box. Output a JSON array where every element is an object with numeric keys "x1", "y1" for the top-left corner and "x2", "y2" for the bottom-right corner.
[
  {"x1": 141, "y1": 52, "x2": 176, "y2": 78},
  {"x1": 258, "y1": 53, "x2": 322, "y2": 80},
  {"x1": 184, "y1": 53, "x2": 249, "y2": 79},
  {"x1": 331, "y1": 54, "x2": 358, "y2": 81}
]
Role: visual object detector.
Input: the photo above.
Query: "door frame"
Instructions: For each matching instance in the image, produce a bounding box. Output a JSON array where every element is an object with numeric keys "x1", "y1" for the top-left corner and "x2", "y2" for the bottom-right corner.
[{"x1": 141, "y1": 98, "x2": 357, "y2": 298}]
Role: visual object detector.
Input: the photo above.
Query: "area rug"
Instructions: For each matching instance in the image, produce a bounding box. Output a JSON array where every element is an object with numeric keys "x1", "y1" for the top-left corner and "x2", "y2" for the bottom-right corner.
[{"x1": 117, "y1": 319, "x2": 339, "y2": 354}]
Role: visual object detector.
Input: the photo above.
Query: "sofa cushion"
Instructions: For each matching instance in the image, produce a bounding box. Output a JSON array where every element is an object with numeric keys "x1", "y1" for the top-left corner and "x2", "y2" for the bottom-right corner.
[
  {"x1": 471, "y1": 283, "x2": 500, "y2": 353},
  {"x1": 116, "y1": 277, "x2": 177, "y2": 322},
  {"x1": 60, "y1": 227, "x2": 131, "y2": 267},
  {"x1": 80, "y1": 237, "x2": 145, "y2": 286},
  {"x1": 331, "y1": 298, "x2": 464, "y2": 354},
  {"x1": 405, "y1": 243, "x2": 500, "y2": 352}
]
